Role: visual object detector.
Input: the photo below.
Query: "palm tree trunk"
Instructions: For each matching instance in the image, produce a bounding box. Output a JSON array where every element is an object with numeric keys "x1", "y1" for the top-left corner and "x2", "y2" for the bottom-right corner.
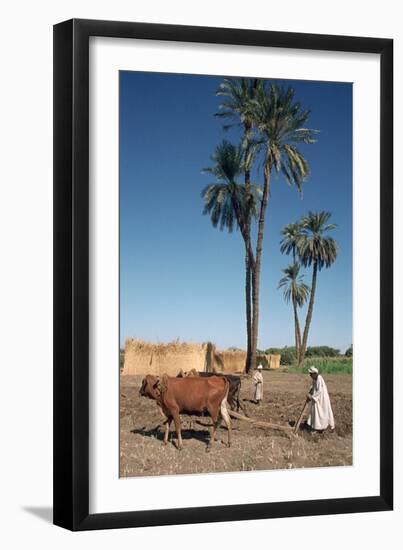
[
  {"x1": 292, "y1": 250, "x2": 299, "y2": 358},
  {"x1": 245, "y1": 251, "x2": 252, "y2": 372},
  {"x1": 251, "y1": 161, "x2": 271, "y2": 372},
  {"x1": 244, "y1": 220, "x2": 254, "y2": 373},
  {"x1": 292, "y1": 296, "x2": 301, "y2": 356},
  {"x1": 298, "y1": 261, "x2": 318, "y2": 367},
  {"x1": 229, "y1": 188, "x2": 254, "y2": 373},
  {"x1": 243, "y1": 137, "x2": 253, "y2": 373}
]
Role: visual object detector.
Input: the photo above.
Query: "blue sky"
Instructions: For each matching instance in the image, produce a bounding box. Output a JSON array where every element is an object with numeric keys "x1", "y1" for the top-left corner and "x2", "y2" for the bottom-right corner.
[{"x1": 120, "y1": 72, "x2": 352, "y2": 353}]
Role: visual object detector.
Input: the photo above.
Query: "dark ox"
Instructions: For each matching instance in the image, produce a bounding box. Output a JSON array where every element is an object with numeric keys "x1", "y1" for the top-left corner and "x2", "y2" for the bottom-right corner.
[
  {"x1": 139, "y1": 374, "x2": 231, "y2": 451},
  {"x1": 177, "y1": 369, "x2": 248, "y2": 416}
]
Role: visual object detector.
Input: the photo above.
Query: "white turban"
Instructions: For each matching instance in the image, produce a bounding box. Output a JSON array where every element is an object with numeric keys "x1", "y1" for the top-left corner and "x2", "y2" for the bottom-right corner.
[
  {"x1": 308, "y1": 366, "x2": 319, "y2": 374},
  {"x1": 257, "y1": 364, "x2": 263, "y2": 370}
]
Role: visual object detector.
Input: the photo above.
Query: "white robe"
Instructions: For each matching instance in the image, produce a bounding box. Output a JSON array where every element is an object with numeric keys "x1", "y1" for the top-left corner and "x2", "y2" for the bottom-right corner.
[
  {"x1": 253, "y1": 371, "x2": 264, "y2": 401},
  {"x1": 307, "y1": 375, "x2": 335, "y2": 430}
]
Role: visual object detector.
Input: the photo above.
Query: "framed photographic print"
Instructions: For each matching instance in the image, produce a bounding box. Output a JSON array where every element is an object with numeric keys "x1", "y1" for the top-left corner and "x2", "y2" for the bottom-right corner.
[{"x1": 53, "y1": 19, "x2": 393, "y2": 531}]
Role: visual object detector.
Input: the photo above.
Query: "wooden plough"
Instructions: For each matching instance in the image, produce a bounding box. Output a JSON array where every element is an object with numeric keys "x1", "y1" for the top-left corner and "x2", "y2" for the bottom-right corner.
[{"x1": 228, "y1": 409, "x2": 295, "y2": 438}]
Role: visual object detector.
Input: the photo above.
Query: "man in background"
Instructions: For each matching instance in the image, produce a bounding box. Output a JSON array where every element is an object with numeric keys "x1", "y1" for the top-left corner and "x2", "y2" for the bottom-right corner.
[{"x1": 253, "y1": 364, "x2": 264, "y2": 405}]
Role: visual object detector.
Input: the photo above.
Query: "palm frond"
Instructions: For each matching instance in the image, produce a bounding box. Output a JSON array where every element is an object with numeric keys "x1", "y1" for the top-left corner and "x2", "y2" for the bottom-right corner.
[
  {"x1": 297, "y1": 211, "x2": 339, "y2": 270},
  {"x1": 278, "y1": 263, "x2": 310, "y2": 306},
  {"x1": 280, "y1": 222, "x2": 303, "y2": 257},
  {"x1": 201, "y1": 139, "x2": 262, "y2": 233},
  {"x1": 249, "y1": 83, "x2": 318, "y2": 190}
]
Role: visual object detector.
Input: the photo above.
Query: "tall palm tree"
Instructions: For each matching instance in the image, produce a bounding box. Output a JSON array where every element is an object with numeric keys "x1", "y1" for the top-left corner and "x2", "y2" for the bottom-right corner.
[
  {"x1": 202, "y1": 141, "x2": 261, "y2": 350},
  {"x1": 249, "y1": 84, "x2": 318, "y2": 371},
  {"x1": 296, "y1": 211, "x2": 338, "y2": 367},
  {"x1": 215, "y1": 78, "x2": 263, "y2": 372},
  {"x1": 278, "y1": 263, "x2": 310, "y2": 355},
  {"x1": 280, "y1": 222, "x2": 302, "y2": 264},
  {"x1": 280, "y1": 221, "x2": 303, "y2": 355}
]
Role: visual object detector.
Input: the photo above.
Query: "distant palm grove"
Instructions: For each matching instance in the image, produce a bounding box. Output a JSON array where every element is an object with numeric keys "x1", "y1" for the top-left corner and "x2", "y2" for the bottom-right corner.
[{"x1": 201, "y1": 78, "x2": 340, "y2": 372}]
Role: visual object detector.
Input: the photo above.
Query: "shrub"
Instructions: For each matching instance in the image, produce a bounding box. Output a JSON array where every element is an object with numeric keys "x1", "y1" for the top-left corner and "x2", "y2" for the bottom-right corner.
[{"x1": 305, "y1": 346, "x2": 340, "y2": 357}]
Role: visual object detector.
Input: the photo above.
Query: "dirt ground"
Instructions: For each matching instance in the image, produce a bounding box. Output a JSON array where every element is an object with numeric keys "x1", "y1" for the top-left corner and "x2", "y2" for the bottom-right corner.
[{"x1": 120, "y1": 371, "x2": 352, "y2": 477}]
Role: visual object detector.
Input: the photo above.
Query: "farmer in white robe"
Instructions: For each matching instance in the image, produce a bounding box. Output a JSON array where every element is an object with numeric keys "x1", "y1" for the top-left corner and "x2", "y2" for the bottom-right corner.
[
  {"x1": 306, "y1": 366, "x2": 335, "y2": 431},
  {"x1": 253, "y1": 364, "x2": 264, "y2": 405}
]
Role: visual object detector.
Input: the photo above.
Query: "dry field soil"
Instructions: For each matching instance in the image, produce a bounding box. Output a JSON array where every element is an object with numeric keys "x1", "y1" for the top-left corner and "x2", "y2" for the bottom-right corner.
[{"x1": 120, "y1": 371, "x2": 352, "y2": 477}]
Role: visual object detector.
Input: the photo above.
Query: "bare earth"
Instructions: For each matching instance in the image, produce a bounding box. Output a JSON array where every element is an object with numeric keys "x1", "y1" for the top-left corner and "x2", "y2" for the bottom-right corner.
[{"x1": 120, "y1": 371, "x2": 352, "y2": 478}]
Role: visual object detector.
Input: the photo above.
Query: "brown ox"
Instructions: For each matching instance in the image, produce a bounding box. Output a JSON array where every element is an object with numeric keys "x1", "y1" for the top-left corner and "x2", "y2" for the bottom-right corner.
[{"x1": 139, "y1": 374, "x2": 231, "y2": 451}]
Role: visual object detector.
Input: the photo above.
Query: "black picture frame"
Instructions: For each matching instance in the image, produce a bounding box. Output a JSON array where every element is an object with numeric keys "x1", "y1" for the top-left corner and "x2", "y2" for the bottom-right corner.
[{"x1": 53, "y1": 18, "x2": 393, "y2": 531}]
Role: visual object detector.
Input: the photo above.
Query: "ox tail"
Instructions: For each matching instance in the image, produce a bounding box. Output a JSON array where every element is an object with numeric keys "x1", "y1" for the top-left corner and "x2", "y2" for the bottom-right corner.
[
  {"x1": 220, "y1": 379, "x2": 232, "y2": 447},
  {"x1": 234, "y1": 380, "x2": 249, "y2": 417}
]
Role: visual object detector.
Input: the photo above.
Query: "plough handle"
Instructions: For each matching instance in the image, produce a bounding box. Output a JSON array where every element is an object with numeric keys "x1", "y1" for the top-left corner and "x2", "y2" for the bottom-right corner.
[{"x1": 293, "y1": 401, "x2": 308, "y2": 434}]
